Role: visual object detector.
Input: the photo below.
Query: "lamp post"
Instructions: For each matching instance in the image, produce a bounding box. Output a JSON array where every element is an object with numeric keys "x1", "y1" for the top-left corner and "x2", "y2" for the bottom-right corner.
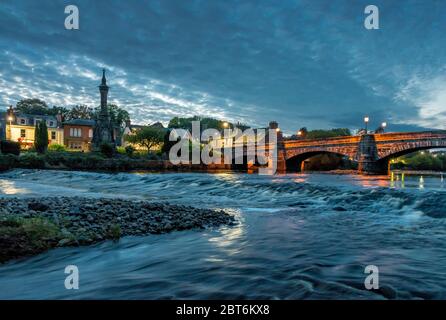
[
  {"x1": 364, "y1": 116, "x2": 370, "y2": 133},
  {"x1": 222, "y1": 122, "x2": 229, "y2": 128},
  {"x1": 381, "y1": 122, "x2": 387, "y2": 132},
  {"x1": 7, "y1": 116, "x2": 13, "y2": 140}
]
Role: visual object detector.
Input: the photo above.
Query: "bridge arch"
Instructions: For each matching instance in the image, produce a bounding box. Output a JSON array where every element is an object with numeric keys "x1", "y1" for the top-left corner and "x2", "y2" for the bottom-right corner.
[
  {"x1": 377, "y1": 139, "x2": 446, "y2": 161},
  {"x1": 286, "y1": 150, "x2": 354, "y2": 172}
]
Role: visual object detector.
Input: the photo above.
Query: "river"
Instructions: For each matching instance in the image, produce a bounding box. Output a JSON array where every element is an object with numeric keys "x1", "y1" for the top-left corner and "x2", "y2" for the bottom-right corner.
[{"x1": 0, "y1": 169, "x2": 445, "y2": 299}]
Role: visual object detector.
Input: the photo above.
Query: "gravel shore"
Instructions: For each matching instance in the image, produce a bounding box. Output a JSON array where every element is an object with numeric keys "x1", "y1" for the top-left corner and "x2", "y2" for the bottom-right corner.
[{"x1": 0, "y1": 197, "x2": 235, "y2": 263}]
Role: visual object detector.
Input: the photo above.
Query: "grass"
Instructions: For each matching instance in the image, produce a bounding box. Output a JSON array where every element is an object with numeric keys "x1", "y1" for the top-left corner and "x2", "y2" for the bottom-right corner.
[{"x1": 0, "y1": 216, "x2": 62, "y2": 263}]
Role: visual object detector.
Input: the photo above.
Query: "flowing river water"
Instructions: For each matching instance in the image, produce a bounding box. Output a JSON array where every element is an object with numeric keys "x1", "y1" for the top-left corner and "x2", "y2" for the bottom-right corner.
[{"x1": 0, "y1": 169, "x2": 446, "y2": 299}]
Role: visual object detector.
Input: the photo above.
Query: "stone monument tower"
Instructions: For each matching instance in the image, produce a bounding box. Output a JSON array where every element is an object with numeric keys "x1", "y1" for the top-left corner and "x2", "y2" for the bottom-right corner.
[{"x1": 92, "y1": 69, "x2": 115, "y2": 149}]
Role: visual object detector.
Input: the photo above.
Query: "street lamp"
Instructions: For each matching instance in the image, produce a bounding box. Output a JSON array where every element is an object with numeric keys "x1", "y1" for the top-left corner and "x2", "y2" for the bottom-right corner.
[
  {"x1": 7, "y1": 116, "x2": 13, "y2": 140},
  {"x1": 381, "y1": 122, "x2": 387, "y2": 132},
  {"x1": 364, "y1": 116, "x2": 369, "y2": 133},
  {"x1": 297, "y1": 130, "x2": 302, "y2": 136},
  {"x1": 222, "y1": 122, "x2": 229, "y2": 128},
  {"x1": 276, "y1": 128, "x2": 281, "y2": 133}
]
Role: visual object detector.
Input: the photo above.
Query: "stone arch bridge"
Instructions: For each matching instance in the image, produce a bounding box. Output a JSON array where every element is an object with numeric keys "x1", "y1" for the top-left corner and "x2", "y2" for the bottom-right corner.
[{"x1": 260, "y1": 131, "x2": 446, "y2": 174}]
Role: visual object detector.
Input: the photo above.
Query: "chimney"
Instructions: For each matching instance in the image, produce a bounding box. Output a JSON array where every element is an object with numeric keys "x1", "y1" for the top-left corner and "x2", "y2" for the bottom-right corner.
[{"x1": 269, "y1": 121, "x2": 278, "y2": 130}]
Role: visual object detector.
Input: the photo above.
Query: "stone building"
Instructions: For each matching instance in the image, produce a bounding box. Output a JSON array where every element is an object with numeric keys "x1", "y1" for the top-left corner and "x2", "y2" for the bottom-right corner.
[{"x1": 92, "y1": 69, "x2": 115, "y2": 150}]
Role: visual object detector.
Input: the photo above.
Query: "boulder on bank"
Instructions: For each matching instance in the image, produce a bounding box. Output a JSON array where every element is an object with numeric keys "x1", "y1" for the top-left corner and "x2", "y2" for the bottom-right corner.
[{"x1": 0, "y1": 197, "x2": 235, "y2": 263}]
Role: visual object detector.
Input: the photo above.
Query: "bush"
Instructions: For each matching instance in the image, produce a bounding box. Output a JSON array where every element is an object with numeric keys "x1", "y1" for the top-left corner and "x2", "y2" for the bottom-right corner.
[
  {"x1": 44, "y1": 152, "x2": 68, "y2": 166},
  {"x1": 0, "y1": 140, "x2": 21, "y2": 155},
  {"x1": 100, "y1": 143, "x2": 115, "y2": 158},
  {"x1": 0, "y1": 154, "x2": 18, "y2": 171},
  {"x1": 125, "y1": 145, "x2": 135, "y2": 157},
  {"x1": 19, "y1": 153, "x2": 45, "y2": 169},
  {"x1": 147, "y1": 152, "x2": 161, "y2": 160},
  {"x1": 48, "y1": 144, "x2": 66, "y2": 152},
  {"x1": 116, "y1": 146, "x2": 126, "y2": 155},
  {"x1": 80, "y1": 154, "x2": 104, "y2": 169},
  {"x1": 106, "y1": 223, "x2": 121, "y2": 240}
]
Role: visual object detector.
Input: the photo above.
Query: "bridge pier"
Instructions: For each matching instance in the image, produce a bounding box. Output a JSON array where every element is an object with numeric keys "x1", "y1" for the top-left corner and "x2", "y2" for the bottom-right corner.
[
  {"x1": 358, "y1": 159, "x2": 389, "y2": 175},
  {"x1": 357, "y1": 134, "x2": 389, "y2": 175}
]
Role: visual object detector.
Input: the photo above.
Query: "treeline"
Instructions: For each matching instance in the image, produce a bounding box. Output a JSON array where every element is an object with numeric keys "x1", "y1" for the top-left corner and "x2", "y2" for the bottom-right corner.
[
  {"x1": 296, "y1": 127, "x2": 351, "y2": 139},
  {"x1": 169, "y1": 116, "x2": 249, "y2": 131},
  {"x1": 392, "y1": 152, "x2": 446, "y2": 171},
  {"x1": 13, "y1": 99, "x2": 130, "y2": 128}
]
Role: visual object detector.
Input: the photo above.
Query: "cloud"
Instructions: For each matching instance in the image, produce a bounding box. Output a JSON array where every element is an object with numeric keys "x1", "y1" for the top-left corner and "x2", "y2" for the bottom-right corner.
[{"x1": 0, "y1": 0, "x2": 445, "y2": 132}]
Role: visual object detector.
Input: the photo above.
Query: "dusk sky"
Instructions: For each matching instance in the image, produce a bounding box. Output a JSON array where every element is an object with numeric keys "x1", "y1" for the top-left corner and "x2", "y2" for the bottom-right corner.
[{"x1": 1, "y1": 0, "x2": 445, "y2": 133}]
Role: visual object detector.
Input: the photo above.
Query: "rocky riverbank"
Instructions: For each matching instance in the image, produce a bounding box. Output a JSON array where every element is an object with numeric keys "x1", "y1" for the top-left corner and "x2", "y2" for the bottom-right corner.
[{"x1": 0, "y1": 197, "x2": 235, "y2": 263}]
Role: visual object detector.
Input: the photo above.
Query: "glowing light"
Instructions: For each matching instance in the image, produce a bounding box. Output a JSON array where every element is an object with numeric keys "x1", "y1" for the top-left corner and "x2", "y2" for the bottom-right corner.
[
  {"x1": 382, "y1": 122, "x2": 387, "y2": 128},
  {"x1": 364, "y1": 116, "x2": 370, "y2": 123}
]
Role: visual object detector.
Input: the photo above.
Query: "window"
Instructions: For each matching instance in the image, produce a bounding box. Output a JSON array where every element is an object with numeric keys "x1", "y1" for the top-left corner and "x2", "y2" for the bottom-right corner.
[
  {"x1": 69, "y1": 128, "x2": 82, "y2": 137},
  {"x1": 20, "y1": 118, "x2": 26, "y2": 125},
  {"x1": 69, "y1": 142, "x2": 82, "y2": 150},
  {"x1": 51, "y1": 131, "x2": 56, "y2": 140},
  {"x1": 88, "y1": 129, "x2": 93, "y2": 138},
  {"x1": 49, "y1": 121, "x2": 54, "y2": 127},
  {"x1": 20, "y1": 129, "x2": 26, "y2": 138}
]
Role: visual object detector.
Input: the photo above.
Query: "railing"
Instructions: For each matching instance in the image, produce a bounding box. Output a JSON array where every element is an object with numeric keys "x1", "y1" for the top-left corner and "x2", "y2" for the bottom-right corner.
[
  {"x1": 283, "y1": 136, "x2": 361, "y2": 148},
  {"x1": 374, "y1": 131, "x2": 446, "y2": 142}
]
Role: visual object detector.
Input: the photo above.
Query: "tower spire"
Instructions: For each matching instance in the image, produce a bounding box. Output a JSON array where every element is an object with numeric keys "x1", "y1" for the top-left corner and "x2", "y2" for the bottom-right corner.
[{"x1": 101, "y1": 68, "x2": 107, "y2": 86}]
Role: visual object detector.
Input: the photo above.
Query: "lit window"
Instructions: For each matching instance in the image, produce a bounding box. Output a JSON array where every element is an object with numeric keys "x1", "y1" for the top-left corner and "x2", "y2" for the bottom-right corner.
[
  {"x1": 70, "y1": 128, "x2": 82, "y2": 137},
  {"x1": 51, "y1": 131, "x2": 56, "y2": 140},
  {"x1": 88, "y1": 129, "x2": 93, "y2": 138},
  {"x1": 20, "y1": 129, "x2": 26, "y2": 138}
]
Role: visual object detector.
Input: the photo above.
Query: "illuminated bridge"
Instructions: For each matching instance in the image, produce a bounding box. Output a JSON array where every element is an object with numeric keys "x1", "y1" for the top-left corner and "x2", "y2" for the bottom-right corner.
[{"x1": 264, "y1": 131, "x2": 446, "y2": 175}]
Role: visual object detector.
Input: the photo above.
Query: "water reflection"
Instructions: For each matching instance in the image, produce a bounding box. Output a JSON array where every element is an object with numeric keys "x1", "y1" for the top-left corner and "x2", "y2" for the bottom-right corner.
[
  {"x1": 208, "y1": 209, "x2": 244, "y2": 256},
  {"x1": 0, "y1": 180, "x2": 29, "y2": 195}
]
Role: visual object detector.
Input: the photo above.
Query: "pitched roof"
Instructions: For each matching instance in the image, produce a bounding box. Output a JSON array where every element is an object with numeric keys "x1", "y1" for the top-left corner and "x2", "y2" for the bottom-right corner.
[
  {"x1": 15, "y1": 113, "x2": 58, "y2": 121},
  {"x1": 63, "y1": 119, "x2": 95, "y2": 126}
]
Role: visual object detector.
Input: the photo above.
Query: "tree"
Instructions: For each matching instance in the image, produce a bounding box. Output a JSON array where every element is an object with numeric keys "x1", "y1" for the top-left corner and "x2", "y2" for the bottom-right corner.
[
  {"x1": 94, "y1": 104, "x2": 130, "y2": 128},
  {"x1": 124, "y1": 127, "x2": 164, "y2": 153},
  {"x1": 298, "y1": 127, "x2": 308, "y2": 137},
  {"x1": 108, "y1": 104, "x2": 130, "y2": 128},
  {"x1": 16, "y1": 99, "x2": 49, "y2": 115},
  {"x1": 15, "y1": 99, "x2": 69, "y2": 117},
  {"x1": 167, "y1": 116, "x2": 247, "y2": 131},
  {"x1": 66, "y1": 105, "x2": 95, "y2": 120},
  {"x1": 305, "y1": 128, "x2": 351, "y2": 139},
  {"x1": 34, "y1": 121, "x2": 49, "y2": 154}
]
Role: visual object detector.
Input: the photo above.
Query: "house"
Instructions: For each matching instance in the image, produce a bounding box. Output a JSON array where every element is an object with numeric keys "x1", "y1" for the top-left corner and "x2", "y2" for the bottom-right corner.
[
  {"x1": 207, "y1": 122, "x2": 275, "y2": 150},
  {"x1": 63, "y1": 119, "x2": 95, "y2": 151},
  {"x1": 7, "y1": 108, "x2": 64, "y2": 149}
]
